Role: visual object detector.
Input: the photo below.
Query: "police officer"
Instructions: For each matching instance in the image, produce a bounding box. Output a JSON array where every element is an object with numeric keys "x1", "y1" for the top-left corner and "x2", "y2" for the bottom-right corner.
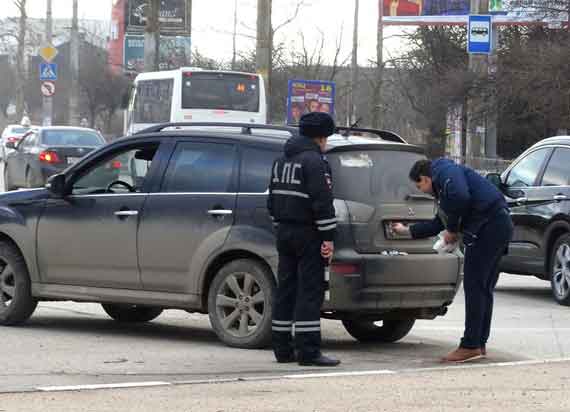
[
  {"x1": 392, "y1": 159, "x2": 513, "y2": 363},
  {"x1": 267, "y1": 112, "x2": 340, "y2": 367}
]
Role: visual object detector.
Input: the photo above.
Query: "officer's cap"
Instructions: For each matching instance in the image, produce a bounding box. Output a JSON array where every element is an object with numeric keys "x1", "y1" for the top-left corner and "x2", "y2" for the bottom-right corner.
[{"x1": 299, "y1": 112, "x2": 335, "y2": 138}]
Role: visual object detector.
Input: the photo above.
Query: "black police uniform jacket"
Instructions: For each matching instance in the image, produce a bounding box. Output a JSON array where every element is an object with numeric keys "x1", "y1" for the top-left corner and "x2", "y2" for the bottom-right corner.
[{"x1": 267, "y1": 136, "x2": 337, "y2": 241}]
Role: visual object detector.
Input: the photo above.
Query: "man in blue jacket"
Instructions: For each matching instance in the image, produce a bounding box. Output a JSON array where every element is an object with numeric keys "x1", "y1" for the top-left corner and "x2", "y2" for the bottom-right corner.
[{"x1": 392, "y1": 159, "x2": 513, "y2": 363}]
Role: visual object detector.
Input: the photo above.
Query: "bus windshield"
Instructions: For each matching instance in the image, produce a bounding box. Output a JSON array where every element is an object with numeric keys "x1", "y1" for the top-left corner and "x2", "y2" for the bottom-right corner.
[{"x1": 181, "y1": 72, "x2": 259, "y2": 112}]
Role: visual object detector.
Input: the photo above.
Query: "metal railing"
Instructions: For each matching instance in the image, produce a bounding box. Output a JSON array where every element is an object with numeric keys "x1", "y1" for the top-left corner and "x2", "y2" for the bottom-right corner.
[{"x1": 445, "y1": 156, "x2": 513, "y2": 175}]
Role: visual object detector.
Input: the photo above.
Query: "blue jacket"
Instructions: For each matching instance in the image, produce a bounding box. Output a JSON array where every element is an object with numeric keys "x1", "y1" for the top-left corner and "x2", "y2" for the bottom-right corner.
[{"x1": 410, "y1": 158, "x2": 507, "y2": 239}]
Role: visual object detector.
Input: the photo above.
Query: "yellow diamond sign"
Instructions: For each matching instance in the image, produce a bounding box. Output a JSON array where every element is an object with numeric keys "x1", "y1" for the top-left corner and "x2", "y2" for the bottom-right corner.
[{"x1": 39, "y1": 45, "x2": 58, "y2": 62}]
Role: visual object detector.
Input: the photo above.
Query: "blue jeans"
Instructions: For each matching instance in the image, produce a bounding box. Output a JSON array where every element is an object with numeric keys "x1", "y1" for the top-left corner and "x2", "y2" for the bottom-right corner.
[{"x1": 460, "y1": 209, "x2": 513, "y2": 349}]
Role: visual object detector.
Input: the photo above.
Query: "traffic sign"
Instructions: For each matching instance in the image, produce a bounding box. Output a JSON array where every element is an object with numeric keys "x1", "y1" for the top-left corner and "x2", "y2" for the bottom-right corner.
[
  {"x1": 39, "y1": 45, "x2": 58, "y2": 62},
  {"x1": 468, "y1": 15, "x2": 492, "y2": 54},
  {"x1": 41, "y1": 81, "x2": 56, "y2": 97},
  {"x1": 39, "y1": 63, "x2": 58, "y2": 81}
]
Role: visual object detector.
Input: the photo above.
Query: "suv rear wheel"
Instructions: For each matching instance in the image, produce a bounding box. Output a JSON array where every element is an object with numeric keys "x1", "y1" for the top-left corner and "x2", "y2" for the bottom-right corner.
[
  {"x1": 0, "y1": 241, "x2": 38, "y2": 325},
  {"x1": 342, "y1": 318, "x2": 415, "y2": 343},
  {"x1": 208, "y1": 259, "x2": 274, "y2": 349},
  {"x1": 101, "y1": 304, "x2": 163, "y2": 322},
  {"x1": 550, "y1": 234, "x2": 570, "y2": 306}
]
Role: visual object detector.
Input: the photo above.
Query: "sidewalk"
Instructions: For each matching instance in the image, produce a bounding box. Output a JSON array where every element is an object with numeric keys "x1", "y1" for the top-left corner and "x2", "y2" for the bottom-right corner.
[{"x1": 1, "y1": 359, "x2": 568, "y2": 412}]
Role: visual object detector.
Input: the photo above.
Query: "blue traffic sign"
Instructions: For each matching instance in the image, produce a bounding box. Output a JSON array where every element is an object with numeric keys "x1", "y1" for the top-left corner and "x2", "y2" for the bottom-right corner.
[
  {"x1": 468, "y1": 15, "x2": 492, "y2": 54},
  {"x1": 39, "y1": 62, "x2": 57, "y2": 81}
]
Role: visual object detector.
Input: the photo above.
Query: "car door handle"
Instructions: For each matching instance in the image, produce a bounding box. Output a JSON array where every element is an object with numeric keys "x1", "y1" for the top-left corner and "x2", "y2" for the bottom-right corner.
[
  {"x1": 514, "y1": 197, "x2": 527, "y2": 205},
  {"x1": 553, "y1": 194, "x2": 567, "y2": 201},
  {"x1": 114, "y1": 210, "x2": 139, "y2": 217},
  {"x1": 207, "y1": 209, "x2": 233, "y2": 216}
]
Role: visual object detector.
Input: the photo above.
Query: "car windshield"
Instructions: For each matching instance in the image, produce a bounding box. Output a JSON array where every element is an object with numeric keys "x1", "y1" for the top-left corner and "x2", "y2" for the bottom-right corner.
[
  {"x1": 327, "y1": 149, "x2": 426, "y2": 204},
  {"x1": 42, "y1": 130, "x2": 104, "y2": 147}
]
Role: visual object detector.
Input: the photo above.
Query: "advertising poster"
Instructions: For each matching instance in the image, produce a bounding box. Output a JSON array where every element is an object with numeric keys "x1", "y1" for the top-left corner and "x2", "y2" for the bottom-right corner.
[
  {"x1": 123, "y1": 35, "x2": 191, "y2": 73},
  {"x1": 286, "y1": 80, "x2": 335, "y2": 125},
  {"x1": 128, "y1": 0, "x2": 188, "y2": 33},
  {"x1": 383, "y1": 0, "x2": 504, "y2": 16}
]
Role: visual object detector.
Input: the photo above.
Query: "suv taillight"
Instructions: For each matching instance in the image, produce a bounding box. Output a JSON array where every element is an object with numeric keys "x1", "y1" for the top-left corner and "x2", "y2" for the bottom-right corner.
[
  {"x1": 39, "y1": 151, "x2": 62, "y2": 164},
  {"x1": 6, "y1": 136, "x2": 20, "y2": 143}
]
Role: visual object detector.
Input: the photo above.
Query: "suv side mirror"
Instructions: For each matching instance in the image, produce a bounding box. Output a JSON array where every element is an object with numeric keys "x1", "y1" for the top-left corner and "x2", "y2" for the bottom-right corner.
[
  {"x1": 47, "y1": 174, "x2": 66, "y2": 198},
  {"x1": 5, "y1": 141, "x2": 16, "y2": 149},
  {"x1": 486, "y1": 173, "x2": 503, "y2": 190}
]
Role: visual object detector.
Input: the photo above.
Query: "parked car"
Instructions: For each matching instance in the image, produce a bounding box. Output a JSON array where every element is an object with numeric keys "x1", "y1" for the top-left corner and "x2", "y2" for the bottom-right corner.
[
  {"x1": 489, "y1": 136, "x2": 570, "y2": 306},
  {"x1": 1, "y1": 124, "x2": 35, "y2": 160},
  {"x1": 3, "y1": 126, "x2": 106, "y2": 190},
  {"x1": 0, "y1": 123, "x2": 462, "y2": 348}
]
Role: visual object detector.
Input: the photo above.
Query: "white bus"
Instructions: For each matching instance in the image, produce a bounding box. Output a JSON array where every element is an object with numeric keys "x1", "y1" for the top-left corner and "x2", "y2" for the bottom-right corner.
[{"x1": 125, "y1": 68, "x2": 267, "y2": 135}]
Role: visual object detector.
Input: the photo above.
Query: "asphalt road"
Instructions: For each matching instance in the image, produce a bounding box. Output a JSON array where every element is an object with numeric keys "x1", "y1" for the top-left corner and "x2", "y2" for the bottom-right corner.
[{"x1": 1, "y1": 275, "x2": 568, "y2": 394}]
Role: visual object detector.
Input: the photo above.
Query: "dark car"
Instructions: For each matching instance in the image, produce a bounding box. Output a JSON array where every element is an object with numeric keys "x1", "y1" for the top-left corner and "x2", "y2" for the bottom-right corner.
[
  {"x1": 491, "y1": 136, "x2": 570, "y2": 305},
  {"x1": 0, "y1": 123, "x2": 461, "y2": 349},
  {"x1": 4, "y1": 126, "x2": 106, "y2": 190}
]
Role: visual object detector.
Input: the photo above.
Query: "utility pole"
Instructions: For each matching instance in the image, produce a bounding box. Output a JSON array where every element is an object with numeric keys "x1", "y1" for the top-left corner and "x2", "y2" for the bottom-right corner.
[
  {"x1": 14, "y1": 0, "x2": 27, "y2": 121},
  {"x1": 144, "y1": 0, "x2": 160, "y2": 71},
  {"x1": 371, "y1": 0, "x2": 384, "y2": 129},
  {"x1": 348, "y1": 0, "x2": 359, "y2": 126},
  {"x1": 42, "y1": 0, "x2": 53, "y2": 126},
  {"x1": 256, "y1": 0, "x2": 272, "y2": 122},
  {"x1": 69, "y1": 0, "x2": 80, "y2": 126},
  {"x1": 185, "y1": 0, "x2": 192, "y2": 65},
  {"x1": 466, "y1": 0, "x2": 489, "y2": 162},
  {"x1": 232, "y1": 0, "x2": 238, "y2": 70}
]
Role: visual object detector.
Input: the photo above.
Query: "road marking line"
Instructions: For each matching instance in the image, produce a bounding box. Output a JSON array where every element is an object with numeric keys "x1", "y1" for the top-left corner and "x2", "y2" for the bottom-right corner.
[
  {"x1": 28, "y1": 357, "x2": 570, "y2": 393},
  {"x1": 284, "y1": 370, "x2": 395, "y2": 379},
  {"x1": 37, "y1": 381, "x2": 171, "y2": 392}
]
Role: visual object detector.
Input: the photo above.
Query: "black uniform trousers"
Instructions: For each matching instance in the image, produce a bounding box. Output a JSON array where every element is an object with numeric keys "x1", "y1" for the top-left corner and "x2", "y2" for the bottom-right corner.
[
  {"x1": 272, "y1": 224, "x2": 325, "y2": 362},
  {"x1": 460, "y1": 208, "x2": 513, "y2": 349}
]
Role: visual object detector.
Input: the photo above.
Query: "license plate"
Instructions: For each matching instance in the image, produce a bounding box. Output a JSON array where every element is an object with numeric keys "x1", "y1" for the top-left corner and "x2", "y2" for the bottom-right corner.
[{"x1": 67, "y1": 157, "x2": 81, "y2": 164}]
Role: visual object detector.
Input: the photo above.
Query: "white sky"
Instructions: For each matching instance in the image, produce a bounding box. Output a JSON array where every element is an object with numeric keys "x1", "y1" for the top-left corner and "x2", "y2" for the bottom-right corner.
[{"x1": 0, "y1": 0, "x2": 403, "y2": 66}]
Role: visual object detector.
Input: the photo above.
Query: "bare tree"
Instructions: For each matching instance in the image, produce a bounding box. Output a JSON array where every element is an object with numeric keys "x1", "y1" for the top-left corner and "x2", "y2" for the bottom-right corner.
[{"x1": 78, "y1": 44, "x2": 130, "y2": 132}]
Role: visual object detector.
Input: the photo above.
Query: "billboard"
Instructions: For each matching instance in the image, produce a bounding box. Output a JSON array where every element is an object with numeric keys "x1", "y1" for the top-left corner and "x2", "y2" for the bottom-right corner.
[
  {"x1": 286, "y1": 80, "x2": 335, "y2": 125},
  {"x1": 128, "y1": 0, "x2": 188, "y2": 34},
  {"x1": 124, "y1": 34, "x2": 191, "y2": 73},
  {"x1": 383, "y1": 0, "x2": 504, "y2": 16}
]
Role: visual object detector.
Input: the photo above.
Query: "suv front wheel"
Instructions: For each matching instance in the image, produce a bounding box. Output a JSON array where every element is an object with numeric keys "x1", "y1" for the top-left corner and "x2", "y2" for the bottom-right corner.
[
  {"x1": 342, "y1": 318, "x2": 415, "y2": 343},
  {"x1": 550, "y1": 234, "x2": 570, "y2": 306},
  {"x1": 0, "y1": 241, "x2": 38, "y2": 325},
  {"x1": 208, "y1": 259, "x2": 274, "y2": 349}
]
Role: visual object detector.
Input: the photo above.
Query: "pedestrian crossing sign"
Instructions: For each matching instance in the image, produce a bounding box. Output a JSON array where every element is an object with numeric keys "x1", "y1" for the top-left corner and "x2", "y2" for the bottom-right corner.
[{"x1": 39, "y1": 63, "x2": 58, "y2": 81}]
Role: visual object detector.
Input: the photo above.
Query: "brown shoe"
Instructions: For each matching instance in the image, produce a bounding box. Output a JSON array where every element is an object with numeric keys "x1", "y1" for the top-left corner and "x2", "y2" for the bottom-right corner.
[
  {"x1": 481, "y1": 346, "x2": 487, "y2": 357},
  {"x1": 442, "y1": 347, "x2": 483, "y2": 363}
]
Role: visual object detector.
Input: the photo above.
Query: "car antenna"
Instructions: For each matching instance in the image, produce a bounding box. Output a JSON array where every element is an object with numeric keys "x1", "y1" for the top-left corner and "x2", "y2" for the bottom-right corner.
[{"x1": 342, "y1": 117, "x2": 362, "y2": 138}]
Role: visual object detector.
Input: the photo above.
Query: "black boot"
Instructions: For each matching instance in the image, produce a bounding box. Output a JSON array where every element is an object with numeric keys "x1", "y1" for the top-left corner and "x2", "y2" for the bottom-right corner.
[{"x1": 298, "y1": 354, "x2": 340, "y2": 367}]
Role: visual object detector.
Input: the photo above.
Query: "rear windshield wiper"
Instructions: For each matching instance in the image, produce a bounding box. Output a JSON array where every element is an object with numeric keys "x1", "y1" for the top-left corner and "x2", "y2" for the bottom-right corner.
[{"x1": 406, "y1": 194, "x2": 434, "y2": 201}]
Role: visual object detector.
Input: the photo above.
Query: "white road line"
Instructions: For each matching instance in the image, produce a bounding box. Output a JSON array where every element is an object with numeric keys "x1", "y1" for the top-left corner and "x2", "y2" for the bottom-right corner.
[
  {"x1": 284, "y1": 370, "x2": 395, "y2": 379},
  {"x1": 37, "y1": 381, "x2": 171, "y2": 392},
  {"x1": 31, "y1": 357, "x2": 570, "y2": 393}
]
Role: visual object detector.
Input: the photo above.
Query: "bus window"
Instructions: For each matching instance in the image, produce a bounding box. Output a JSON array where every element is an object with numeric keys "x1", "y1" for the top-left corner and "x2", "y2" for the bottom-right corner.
[
  {"x1": 182, "y1": 72, "x2": 259, "y2": 112},
  {"x1": 134, "y1": 79, "x2": 174, "y2": 124}
]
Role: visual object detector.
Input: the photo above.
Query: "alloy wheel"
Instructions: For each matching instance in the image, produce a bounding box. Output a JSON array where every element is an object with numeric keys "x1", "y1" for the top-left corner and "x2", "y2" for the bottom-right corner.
[
  {"x1": 215, "y1": 272, "x2": 266, "y2": 338},
  {"x1": 552, "y1": 243, "x2": 570, "y2": 300},
  {"x1": 0, "y1": 261, "x2": 16, "y2": 309}
]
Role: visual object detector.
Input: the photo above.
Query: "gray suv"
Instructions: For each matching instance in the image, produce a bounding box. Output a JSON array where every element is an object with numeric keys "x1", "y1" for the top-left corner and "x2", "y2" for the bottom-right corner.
[{"x1": 0, "y1": 123, "x2": 461, "y2": 348}]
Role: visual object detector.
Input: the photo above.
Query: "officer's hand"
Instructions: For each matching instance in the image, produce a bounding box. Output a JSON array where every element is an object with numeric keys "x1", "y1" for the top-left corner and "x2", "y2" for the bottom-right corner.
[
  {"x1": 443, "y1": 230, "x2": 458, "y2": 244},
  {"x1": 321, "y1": 241, "x2": 334, "y2": 262},
  {"x1": 390, "y1": 222, "x2": 410, "y2": 236}
]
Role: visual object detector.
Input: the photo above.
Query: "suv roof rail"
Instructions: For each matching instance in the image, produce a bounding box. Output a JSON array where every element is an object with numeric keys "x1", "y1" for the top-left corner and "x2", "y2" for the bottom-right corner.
[
  {"x1": 335, "y1": 126, "x2": 407, "y2": 144},
  {"x1": 134, "y1": 122, "x2": 299, "y2": 137}
]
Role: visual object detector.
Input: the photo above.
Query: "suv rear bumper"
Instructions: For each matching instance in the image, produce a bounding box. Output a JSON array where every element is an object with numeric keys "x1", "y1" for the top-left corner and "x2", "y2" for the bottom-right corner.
[{"x1": 322, "y1": 249, "x2": 462, "y2": 317}]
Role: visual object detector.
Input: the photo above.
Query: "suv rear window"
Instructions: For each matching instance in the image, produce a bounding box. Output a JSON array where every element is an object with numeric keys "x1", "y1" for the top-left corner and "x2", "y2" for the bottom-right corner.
[{"x1": 327, "y1": 150, "x2": 426, "y2": 203}]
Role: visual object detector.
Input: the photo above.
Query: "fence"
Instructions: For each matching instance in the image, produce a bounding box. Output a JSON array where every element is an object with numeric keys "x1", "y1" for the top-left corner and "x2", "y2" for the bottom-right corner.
[{"x1": 445, "y1": 156, "x2": 513, "y2": 176}]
